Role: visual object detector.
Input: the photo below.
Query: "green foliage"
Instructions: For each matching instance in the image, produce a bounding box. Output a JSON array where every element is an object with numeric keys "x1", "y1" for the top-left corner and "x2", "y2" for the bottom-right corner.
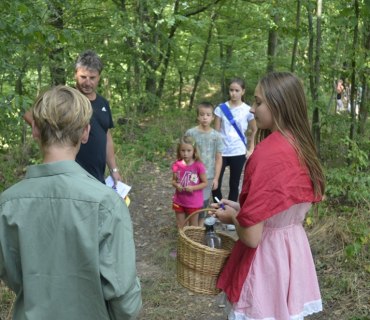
[
  {"x1": 343, "y1": 207, "x2": 370, "y2": 260},
  {"x1": 114, "y1": 108, "x2": 195, "y2": 176},
  {"x1": 0, "y1": 141, "x2": 40, "y2": 192},
  {"x1": 0, "y1": 93, "x2": 40, "y2": 191},
  {"x1": 0, "y1": 95, "x2": 28, "y2": 149},
  {"x1": 325, "y1": 136, "x2": 370, "y2": 204}
]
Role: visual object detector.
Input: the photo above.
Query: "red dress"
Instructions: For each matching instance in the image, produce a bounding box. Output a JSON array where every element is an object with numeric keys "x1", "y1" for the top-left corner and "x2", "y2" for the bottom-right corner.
[{"x1": 217, "y1": 132, "x2": 322, "y2": 319}]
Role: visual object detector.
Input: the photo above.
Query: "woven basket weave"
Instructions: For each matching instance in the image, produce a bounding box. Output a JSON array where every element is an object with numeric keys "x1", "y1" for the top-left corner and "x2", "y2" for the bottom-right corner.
[{"x1": 176, "y1": 209, "x2": 236, "y2": 295}]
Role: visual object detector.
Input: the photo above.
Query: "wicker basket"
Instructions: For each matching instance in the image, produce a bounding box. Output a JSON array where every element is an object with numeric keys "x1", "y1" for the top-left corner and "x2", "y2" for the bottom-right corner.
[{"x1": 177, "y1": 209, "x2": 236, "y2": 295}]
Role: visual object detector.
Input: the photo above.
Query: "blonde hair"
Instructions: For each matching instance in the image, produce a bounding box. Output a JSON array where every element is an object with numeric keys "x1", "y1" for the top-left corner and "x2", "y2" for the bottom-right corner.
[
  {"x1": 255, "y1": 72, "x2": 325, "y2": 197},
  {"x1": 176, "y1": 136, "x2": 202, "y2": 162},
  {"x1": 32, "y1": 85, "x2": 92, "y2": 147}
]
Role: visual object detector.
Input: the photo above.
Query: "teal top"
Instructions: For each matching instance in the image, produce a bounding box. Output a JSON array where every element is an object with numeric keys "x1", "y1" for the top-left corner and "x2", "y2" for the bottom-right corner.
[{"x1": 0, "y1": 161, "x2": 141, "y2": 320}]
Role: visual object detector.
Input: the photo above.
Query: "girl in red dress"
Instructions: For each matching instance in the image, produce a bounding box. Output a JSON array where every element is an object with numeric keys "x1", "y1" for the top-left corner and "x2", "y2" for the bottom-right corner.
[{"x1": 213, "y1": 72, "x2": 325, "y2": 320}]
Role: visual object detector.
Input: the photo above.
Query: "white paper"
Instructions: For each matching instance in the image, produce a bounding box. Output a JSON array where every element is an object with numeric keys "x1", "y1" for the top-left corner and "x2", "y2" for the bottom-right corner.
[{"x1": 105, "y1": 176, "x2": 131, "y2": 198}]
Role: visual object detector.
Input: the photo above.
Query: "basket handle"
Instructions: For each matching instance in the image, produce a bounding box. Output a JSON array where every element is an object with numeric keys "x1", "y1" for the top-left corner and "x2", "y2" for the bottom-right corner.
[{"x1": 179, "y1": 207, "x2": 215, "y2": 229}]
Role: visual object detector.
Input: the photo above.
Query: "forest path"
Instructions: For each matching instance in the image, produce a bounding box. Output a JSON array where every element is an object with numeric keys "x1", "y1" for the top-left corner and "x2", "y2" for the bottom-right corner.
[
  {"x1": 128, "y1": 162, "x2": 329, "y2": 320},
  {"x1": 129, "y1": 162, "x2": 230, "y2": 319}
]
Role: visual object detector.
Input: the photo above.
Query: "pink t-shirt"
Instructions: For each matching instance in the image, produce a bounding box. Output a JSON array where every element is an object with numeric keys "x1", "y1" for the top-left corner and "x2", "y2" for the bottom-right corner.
[{"x1": 172, "y1": 160, "x2": 206, "y2": 208}]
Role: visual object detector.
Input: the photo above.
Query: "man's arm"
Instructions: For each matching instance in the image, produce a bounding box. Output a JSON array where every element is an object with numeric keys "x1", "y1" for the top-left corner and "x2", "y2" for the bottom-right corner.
[{"x1": 106, "y1": 130, "x2": 122, "y2": 184}]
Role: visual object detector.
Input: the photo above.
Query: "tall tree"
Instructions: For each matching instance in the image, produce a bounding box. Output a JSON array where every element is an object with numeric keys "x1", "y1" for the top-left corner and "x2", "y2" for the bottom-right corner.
[
  {"x1": 111, "y1": 0, "x2": 224, "y2": 112},
  {"x1": 48, "y1": 1, "x2": 66, "y2": 86},
  {"x1": 189, "y1": 12, "x2": 217, "y2": 109},
  {"x1": 291, "y1": 0, "x2": 302, "y2": 72},
  {"x1": 266, "y1": 6, "x2": 279, "y2": 73},
  {"x1": 349, "y1": 0, "x2": 359, "y2": 140},
  {"x1": 156, "y1": 0, "x2": 181, "y2": 103},
  {"x1": 357, "y1": 2, "x2": 370, "y2": 134},
  {"x1": 216, "y1": 27, "x2": 234, "y2": 101},
  {"x1": 307, "y1": 0, "x2": 323, "y2": 154}
]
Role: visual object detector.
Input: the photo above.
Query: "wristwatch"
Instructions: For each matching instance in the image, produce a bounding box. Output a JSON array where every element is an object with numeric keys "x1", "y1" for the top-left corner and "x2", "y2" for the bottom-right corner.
[{"x1": 110, "y1": 167, "x2": 119, "y2": 174}]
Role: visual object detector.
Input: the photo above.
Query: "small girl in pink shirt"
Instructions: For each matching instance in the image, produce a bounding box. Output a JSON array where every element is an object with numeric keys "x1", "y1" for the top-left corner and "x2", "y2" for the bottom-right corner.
[{"x1": 172, "y1": 136, "x2": 207, "y2": 227}]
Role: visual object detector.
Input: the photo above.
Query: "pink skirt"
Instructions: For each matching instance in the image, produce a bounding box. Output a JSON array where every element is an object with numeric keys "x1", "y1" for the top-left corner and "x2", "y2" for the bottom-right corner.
[{"x1": 228, "y1": 203, "x2": 322, "y2": 320}]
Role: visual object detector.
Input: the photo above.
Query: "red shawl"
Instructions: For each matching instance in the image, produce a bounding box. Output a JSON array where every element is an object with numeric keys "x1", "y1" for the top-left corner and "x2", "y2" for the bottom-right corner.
[{"x1": 217, "y1": 131, "x2": 321, "y2": 303}]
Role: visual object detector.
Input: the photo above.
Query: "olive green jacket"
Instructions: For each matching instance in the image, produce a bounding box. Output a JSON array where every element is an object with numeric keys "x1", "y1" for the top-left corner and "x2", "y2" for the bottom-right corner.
[{"x1": 0, "y1": 161, "x2": 142, "y2": 320}]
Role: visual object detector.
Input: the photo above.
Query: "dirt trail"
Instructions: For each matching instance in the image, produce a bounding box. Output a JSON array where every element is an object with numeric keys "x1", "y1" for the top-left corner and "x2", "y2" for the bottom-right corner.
[
  {"x1": 128, "y1": 163, "x2": 328, "y2": 320},
  {"x1": 129, "y1": 163, "x2": 231, "y2": 319}
]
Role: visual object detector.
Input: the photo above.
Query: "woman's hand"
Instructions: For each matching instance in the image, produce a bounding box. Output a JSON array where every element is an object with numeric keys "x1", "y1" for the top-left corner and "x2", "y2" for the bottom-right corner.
[
  {"x1": 210, "y1": 198, "x2": 240, "y2": 225},
  {"x1": 220, "y1": 198, "x2": 240, "y2": 211},
  {"x1": 214, "y1": 205, "x2": 237, "y2": 225}
]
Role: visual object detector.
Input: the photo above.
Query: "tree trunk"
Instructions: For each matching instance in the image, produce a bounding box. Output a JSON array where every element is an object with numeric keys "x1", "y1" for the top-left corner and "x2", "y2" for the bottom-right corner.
[
  {"x1": 48, "y1": 2, "x2": 66, "y2": 86},
  {"x1": 138, "y1": 0, "x2": 160, "y2": 112},
  {"x1": 222, "y1": 45, "x2": 233, "y2": 101},
  {"x1": 266, "y1": 12, "x2": 279, "y2": 73},
  {"x1": 178, "y1": 70, "x2": 183, "y2": 109},
  {"x1": 349, "y1": 0, "x2": 359, "y2": 141},
  {"x1": 357, "y1": 77, "x2": 368, "y2": 135},
  {"x1": 290, "y1": 0, "x2": 301, "y2": 72},
  {"x1": 217, "y1": 24, "x2": 233, "y2": 102},
  {"x1": 307, "y1": 0, "x2": 322, "y2": 155},
  {"x1": 307, "y1": 3, "x2": 314, "y2": 97},
  {"x1": 189, "y1": 12, "x2": 216, "y2": 110},
  {"x1": 114, "y1": 0, "x2": 142, "y2": 120},
  {"x1": 157, "y1": 0, "x2": 223, "y2": 103},
  {"x1": 16, "y1": 63, "x2": 27, "y2": 144},
  {"x1": 357, "y1": 11, "x2": 370, "y2": 135},
  {"x1": 156, "y1": 0, "x2": 180, "y2": 102},
  {"x1": 312, "y1": 0, "x2": 322, "y2": 154},
  {"x1": 314, "y1": 0, "x2": 322, "y2": 103},
  {"x1": 326, "y1": 38, "x2": 341, "y2": 113}
]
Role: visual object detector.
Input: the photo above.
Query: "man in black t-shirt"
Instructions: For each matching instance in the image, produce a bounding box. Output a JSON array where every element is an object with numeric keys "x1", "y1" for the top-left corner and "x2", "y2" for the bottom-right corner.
[
  {"x1": 74, "y1": 50, "x2": 122, "y2": 184},
  {"x1": 23, "y1": 50, "x2": 122, "y2": 185}
]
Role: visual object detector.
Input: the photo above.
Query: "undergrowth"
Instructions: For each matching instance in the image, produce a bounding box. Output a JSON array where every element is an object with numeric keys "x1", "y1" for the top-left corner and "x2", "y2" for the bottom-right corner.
[{"x1": 112, "y1": 107, "x2": 195, "y2": 182}]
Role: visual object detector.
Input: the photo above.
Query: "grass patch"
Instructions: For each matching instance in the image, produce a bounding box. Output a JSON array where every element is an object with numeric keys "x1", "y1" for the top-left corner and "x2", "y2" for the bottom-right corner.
[
  {"x1": 0, "y1": 284, "x2": 15, "y2": 320},
  {"x1": 307, "y1": 204, "x2": 370, "y2": 319}
]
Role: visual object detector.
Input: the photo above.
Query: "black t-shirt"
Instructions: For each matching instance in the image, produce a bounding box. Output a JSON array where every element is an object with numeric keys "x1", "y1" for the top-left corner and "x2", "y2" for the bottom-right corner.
[{"x1": 76, "y1": 94, "x2": 114, "y2": 183}]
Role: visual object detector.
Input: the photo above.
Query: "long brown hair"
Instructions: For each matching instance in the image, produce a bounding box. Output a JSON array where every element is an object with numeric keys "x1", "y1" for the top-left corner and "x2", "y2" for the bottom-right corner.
[{"x1": 255, "y1": 72, "x2": 325, "y2": 197}]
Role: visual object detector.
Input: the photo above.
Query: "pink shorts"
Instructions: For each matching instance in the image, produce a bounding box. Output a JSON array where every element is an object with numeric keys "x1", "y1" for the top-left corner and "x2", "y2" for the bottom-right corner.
[{"x1": 172, "y1": 203, "x2": 201, "y2": 215}]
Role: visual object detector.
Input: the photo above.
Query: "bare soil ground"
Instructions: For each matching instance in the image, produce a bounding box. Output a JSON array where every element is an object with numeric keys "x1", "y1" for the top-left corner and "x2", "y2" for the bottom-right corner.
[{"x1": 130, "y1": 162, "x2": 229, "y2": 320}]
